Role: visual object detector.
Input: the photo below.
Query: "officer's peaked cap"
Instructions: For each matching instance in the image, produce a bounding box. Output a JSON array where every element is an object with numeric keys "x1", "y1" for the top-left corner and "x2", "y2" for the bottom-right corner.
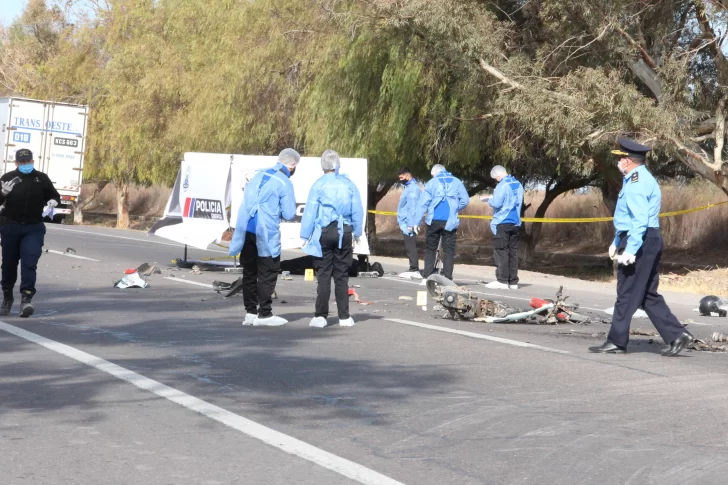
[{"x1": 611, "y1": 137, "x2": 651, "y2": 161}]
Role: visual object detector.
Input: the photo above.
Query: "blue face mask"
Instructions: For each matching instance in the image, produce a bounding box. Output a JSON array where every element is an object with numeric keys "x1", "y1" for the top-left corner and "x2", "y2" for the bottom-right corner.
[{"x1": 18, "y1": 164, "x2": 33, "y2": 174}]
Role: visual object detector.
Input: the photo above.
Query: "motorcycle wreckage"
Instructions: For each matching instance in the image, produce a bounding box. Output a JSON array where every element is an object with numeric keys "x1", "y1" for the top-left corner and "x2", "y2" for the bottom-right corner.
[{"x1": 425, "y1": 275, "x2": 590, "y2": 324}]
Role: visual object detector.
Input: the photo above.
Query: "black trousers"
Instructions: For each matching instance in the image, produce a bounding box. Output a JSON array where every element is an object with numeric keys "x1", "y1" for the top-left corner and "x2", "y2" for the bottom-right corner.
[
  {"x1": 241, "y1": 232, "x2": 280, "y2": 318},
  {"x1": 402, "y1": 233, "x2": 419, "y2": 272},
  {"x1": 423, "y1": 220, "x2": 456, "y2": 280},
  {"x1": 1, "y1": 222, "x2": 46, "y2": 297},
  {"x1": 493, "y1": 223, "x2": 520, "y2": 285},
  {"x1": 607, "y1": 228, "x2": 685, "y2": 348},
  {"x1": 314, "y1": 223, "x2": 353, "y2": 319}
]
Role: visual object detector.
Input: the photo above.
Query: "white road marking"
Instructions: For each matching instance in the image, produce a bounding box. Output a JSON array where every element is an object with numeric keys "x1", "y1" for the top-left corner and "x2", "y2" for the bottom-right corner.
[
  {"x1": 46, "y1": 226, "x2": 227, "y2": 253},
  {"x1": 0, "y1": 321, "x2": 406, "y2": 485},
  {"x1": 45, "y1": 249, "x2": 100, "y2": 262},
  {"x1": 164, "y1": 276, "x2": 214, "y2": 288},
  {"x1": 381, "y1": 277, "x2": 606, "y2": 312},
  {"x1": 685, "y1": 321, "x2": 713, "y2": 326},
  {"x1": 385, "y1": 318, "x2": 570, "y2": 355}
]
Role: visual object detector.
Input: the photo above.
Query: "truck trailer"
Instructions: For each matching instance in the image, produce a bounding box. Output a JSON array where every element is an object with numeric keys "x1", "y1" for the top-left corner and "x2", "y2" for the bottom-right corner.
[{"x1": 0, "y1": 97, "x2": 88, "y2": 222}]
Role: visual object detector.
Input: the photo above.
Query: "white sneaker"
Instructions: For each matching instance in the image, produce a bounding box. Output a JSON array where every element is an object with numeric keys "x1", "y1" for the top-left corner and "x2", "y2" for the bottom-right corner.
[
  {"x1": 509, "y1": 284, "x2": 519, "y2": 290},
  {"x1": 484, "y1": 281, "x2": 510, "y2": 290},
  {"x1": 398, "y1": 271, "x2": 414, "y2": 279},
  {"x1": 243, "y1": 313, "x2": 257, "y2": 325},
  {"x1": 410, "y1": 271, "x2": 423, "y2": 280},
  {"x1": 253, "y1": 315, "x2": 288, "y2": 326},
  {"x1": 309, "y1": 316, "x2": 327, "y2": 328},
  {"x1": 339, "y1": 317, "x2": 355, "y2": 327}
]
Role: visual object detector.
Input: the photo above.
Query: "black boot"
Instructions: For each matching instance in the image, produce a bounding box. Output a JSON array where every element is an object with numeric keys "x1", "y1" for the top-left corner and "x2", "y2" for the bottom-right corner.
[
  {"x1": 19, "y1": 291, "x2": 34, "y2": 318},
  {"x1": 0, "y1": 290, "x2": 13, "y2": 316}
]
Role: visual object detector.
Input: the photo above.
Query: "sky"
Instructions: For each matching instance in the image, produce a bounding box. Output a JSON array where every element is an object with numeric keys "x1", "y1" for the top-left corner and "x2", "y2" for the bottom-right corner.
[{"x1": 2, "y1": 0, "x2": 28, "y2": 26}]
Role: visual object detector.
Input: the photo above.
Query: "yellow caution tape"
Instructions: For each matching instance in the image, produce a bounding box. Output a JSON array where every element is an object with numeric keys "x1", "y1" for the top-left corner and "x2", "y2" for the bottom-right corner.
[{"x1": 367, "y1": 200, "x2": 728, "y2": 223}]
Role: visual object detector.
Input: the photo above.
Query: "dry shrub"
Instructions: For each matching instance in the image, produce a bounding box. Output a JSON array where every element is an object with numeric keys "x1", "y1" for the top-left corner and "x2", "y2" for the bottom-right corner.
[
  {"x1": 81, "y1": 183, "x2": 171, "y2": 216},
  {"x1": 661, "y1": 268, "x2": 728, "y2": 297}
]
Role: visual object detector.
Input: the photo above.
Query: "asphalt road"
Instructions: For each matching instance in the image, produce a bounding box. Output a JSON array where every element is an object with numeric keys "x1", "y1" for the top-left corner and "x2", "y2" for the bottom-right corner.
[{"x1": 2, "y1": 224, "x2": 728, "y2": 485}]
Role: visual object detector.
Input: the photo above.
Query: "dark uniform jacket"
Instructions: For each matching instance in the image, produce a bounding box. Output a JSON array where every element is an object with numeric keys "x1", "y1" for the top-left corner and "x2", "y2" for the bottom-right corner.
[{"x1": 0, "y1": 169, "x2": 61, "y2": 224}]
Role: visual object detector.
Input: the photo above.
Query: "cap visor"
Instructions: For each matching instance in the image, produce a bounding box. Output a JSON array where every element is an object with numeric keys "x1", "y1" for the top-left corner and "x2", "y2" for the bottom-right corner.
[{"x1": 611, "y1": 150, "x2": 629, "y2": 156}]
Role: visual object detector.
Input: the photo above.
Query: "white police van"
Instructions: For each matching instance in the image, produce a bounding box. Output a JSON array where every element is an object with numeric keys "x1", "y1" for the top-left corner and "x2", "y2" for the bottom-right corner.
[{"x1": 0, "y1": 97, "x2": 89, "y2": 222}]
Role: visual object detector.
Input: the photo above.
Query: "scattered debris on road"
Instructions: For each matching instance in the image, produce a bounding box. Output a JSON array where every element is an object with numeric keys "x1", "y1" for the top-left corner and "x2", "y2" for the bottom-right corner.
[
  {"x1": 630, "y1": 328, "x2": 658, "y2": 337},
  {"x1": 65, "y1": 247, "x2": 76, "y2": 254},
  {"x1": 398, "y1": 296, "x2": 413, "y2": 301},
  {"x1": 712, "y1": 332, "x2": 728, "y2": 342},
  {"x1": 687, "y1": 339, "x2": 727, "y2": 352},
  {"x1": 136, "y1": 263, "x2": 162, "y2": 276},
  {"x1": 212, "y1": 277, "x2": 243, "y2": 297},
  {"x1": 348, "y1": 288, "x2": 373, "y2": 305},
  {"x1": 114, "y1": 272, "x2": 149, "y2": 289},
  {"x1": 281, "y1": 271, "x2": 293, "y2": 280}
]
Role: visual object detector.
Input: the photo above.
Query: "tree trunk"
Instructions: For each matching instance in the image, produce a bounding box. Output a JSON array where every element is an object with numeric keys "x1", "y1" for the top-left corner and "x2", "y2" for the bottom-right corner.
[
  {"x1": 366, "y1": 180, "x2": 395, "y2": 253},
  {"x1": 519, "y1": 200, "x2": 551, "y2": 267},
  {"x1": 71, "y1": 181, "x2": 109, "y2": 225},
  {"x1": 519, "y1": 177, "x2": 595, "y2": 266},
  {"x1": 117, "y1": 182, "x2": 130, "y2": 229}
]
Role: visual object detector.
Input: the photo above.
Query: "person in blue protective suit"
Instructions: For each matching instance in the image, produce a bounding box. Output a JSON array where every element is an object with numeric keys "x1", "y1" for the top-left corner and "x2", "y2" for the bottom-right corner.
[
  {"x1": 229, "y1": 148, "x2": 300, "y2": 327},
  {"x1": 396, "y1": 167, "x2": 422, "y2": 279},
  {"x1": 483, "y1": 165, "x2": 524, "y2": 290},
  {"x1": 414, "y1": 164, "x2": 470, "y2": 282},
  {"x1": 589, "y1": 137, "x2": 692, "y2": 356},
  {"x1": 0, "y1": 148, "x2": 60, "y2": 318},
  {"x1": 300, "y1": 150, "x2": 364, "y2": 329}
]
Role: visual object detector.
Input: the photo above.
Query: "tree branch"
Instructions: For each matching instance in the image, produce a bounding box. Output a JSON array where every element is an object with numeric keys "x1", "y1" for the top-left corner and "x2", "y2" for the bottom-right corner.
[
  {"x1": 714, "y1": 94, "x2": 727, "y2": 169},
  {"x1": 478, "y1": 58, "x2": 575, "y2": 102},
  {"x1": 614, "y1": 26, "x2": 658, "y2": 69},
  {"x1": 694, "y1": 0, "x2": 728, "y2": 76}
]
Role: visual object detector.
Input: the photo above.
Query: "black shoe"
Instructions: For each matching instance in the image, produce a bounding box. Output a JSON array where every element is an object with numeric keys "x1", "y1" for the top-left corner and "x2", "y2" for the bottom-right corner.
[
  {"x1": 588, "y1": 341, "x2": 627, "y2": 354},
  {"x1": 0, "y1": 290, "x2": 13, "y2": 317},
  {"x1": 19, "y1": 292, "x2": 34, "y2": 318},
  {"x1": 661, "y1": 332, "x2": 693, "y2": 357}
]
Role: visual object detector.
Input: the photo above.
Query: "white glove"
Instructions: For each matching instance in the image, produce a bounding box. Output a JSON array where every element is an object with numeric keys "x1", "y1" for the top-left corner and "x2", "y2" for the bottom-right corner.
[
  {"x1": 300, "y1": 238, "x2": 309, "y2": 247},
  {"x1": 47, "y1": 199, "x2": 58, "y2": 208},
  {"x1": 354, "y1": 236, "x2": 361, "y2": 245},
  {"x1": 1, "y1": 181, "x2": 16, "y2": 196},
  {"x1": 407, "y1": 226, "x2": 413, "y2": 235},
  {"x1": 608, "y1": 244, "x2": 617, "y2": 260},
  {"x1": 619, "y1": 252, "x2": 636, "y2": 265},
  {"x1": 413, "y1": 225, "x2": 420, "y2": 236}
]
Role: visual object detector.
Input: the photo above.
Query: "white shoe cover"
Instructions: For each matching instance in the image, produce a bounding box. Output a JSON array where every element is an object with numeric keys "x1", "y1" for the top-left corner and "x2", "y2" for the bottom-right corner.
[
  {"x1": 309, "y1": 316, "x2": 327, "y2": 328},
  {"x1": 253, "y1": 315, "x2": 288, "y2": 326}
]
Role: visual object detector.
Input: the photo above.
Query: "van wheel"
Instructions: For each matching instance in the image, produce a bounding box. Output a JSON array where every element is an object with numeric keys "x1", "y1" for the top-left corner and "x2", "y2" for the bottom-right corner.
[{"x1": 52, "y1": 214, "x2": 66, "y2": 224}]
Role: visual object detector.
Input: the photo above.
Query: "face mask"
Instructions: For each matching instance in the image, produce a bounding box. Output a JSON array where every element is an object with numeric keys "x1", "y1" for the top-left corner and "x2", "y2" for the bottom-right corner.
[
  {"x1": 18, "y1": 164, "x2": 33, "y2": 174},
  {"x1": 288, "y1": 167, "x2": 296, "y2": 177},
  {"x1": 617, "y1": 160, "x2": 629, "y2": 176}
]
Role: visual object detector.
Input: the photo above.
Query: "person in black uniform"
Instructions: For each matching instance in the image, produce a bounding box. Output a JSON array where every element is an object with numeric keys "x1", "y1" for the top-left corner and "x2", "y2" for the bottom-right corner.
[
  {"x1": 589, "y1": 138, "x2": 692, "y2": 356},
  {"x1": 0, "y1": 149, "x2": 60, "y2": 317}
]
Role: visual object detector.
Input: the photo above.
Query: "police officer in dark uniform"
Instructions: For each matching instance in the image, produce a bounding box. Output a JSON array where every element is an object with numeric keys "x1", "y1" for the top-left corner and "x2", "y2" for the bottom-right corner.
[
  {"x1": 589, "y1": 138, "x2": 692, "y2": 356},
  {"x1": 0, "y1": 149, "x2": 60, "y2": 317}
]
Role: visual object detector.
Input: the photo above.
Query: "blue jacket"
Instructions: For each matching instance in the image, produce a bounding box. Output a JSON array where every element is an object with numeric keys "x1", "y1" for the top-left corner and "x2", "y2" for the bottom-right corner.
[
  {"x1": 612, "y1": 165, "x2": 660, "y2": 254},
  {"x1": 488, "y1": 175, "x2": 524, "y2": 235},
  {"x1": 300, "y1": 172, "x2": 364, "y2": 257},
  {"x1": 397, "y1": 179, "x2": 421, "y2": 235},
  {"x1": 414, "y1": 171, "x2": 470, "y2": 231},
  {"x1": 229, "y1": 163, "x2": 296, "y2": 258}
]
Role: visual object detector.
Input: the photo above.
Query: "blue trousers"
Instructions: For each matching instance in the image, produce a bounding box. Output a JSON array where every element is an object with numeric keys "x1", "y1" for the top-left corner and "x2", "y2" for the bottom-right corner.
[
  {"x1": 1, "y1": 222, "x2": 46, "y2": 296},
  {"x1": 608, "y1": 228, "x2": 684, "y2": 348}
]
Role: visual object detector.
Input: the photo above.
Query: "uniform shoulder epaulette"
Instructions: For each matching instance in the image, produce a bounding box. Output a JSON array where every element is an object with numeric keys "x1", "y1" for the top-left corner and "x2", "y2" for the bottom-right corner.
[{"x1": 631, "y1": 172, "x2": 639, "y2": 183}]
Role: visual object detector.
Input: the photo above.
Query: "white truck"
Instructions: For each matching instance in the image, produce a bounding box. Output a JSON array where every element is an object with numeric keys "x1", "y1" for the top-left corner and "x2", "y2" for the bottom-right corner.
[{"x1": 0, "y1": 97, "x2": 88, "y2": 222}]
